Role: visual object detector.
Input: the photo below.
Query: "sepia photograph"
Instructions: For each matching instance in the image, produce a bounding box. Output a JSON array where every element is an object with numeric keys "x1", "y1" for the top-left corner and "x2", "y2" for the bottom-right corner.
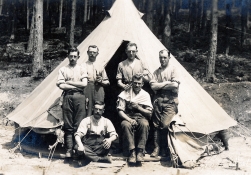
[{"x1": 0, "y1": 0, "x2": 251, "y2": 174}]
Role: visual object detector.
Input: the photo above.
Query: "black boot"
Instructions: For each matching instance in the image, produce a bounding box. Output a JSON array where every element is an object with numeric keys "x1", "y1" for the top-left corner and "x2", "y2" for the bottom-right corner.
[
  {"x1": 128, "y1": 149, "x2": 136, "y2": 163},
  {"x1": 150, "y1": 129, "x2": 160, "y2": 157},
  {"x1": 160, "y1": 129, "x2": 168, "y2": 157},
  {"x1": 136, "y1": 148, "x2": 144, "y2": 162},
  {"x1": 65, "y1": 132, "x2": 73, "y2": 157},
  {"x1": 219, "y1": 130, "x2": 230, "y2": 151}
]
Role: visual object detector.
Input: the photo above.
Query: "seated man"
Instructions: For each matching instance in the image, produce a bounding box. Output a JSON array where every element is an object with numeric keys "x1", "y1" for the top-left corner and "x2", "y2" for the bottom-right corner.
[
  {"x1": 117, "y1": 74, "x2": 153, "y2": 163},
  {"x1": 74, "y1": 101, "x2": 118, "y2": 163}
]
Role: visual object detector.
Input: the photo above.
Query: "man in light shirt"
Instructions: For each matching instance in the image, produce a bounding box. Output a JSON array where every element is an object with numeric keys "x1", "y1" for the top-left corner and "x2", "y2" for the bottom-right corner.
[
  {"x1": 117, "y1": 74, "x2": 153, "y2": 163},
  {"x1": 56, "y1": 46, "x2": 88, "y2": 158},
  {"x1": 75, "y1": 101, "x2": 118, "y2": 163},
  {"x1": 83, "y1": 45, "x2": 110, "y2": 116}
]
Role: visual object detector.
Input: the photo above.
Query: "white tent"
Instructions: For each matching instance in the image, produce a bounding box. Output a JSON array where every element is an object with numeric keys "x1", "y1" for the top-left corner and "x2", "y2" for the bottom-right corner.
[{"x1": 7, "y1": 0, "x2": 237, "y2": 167}]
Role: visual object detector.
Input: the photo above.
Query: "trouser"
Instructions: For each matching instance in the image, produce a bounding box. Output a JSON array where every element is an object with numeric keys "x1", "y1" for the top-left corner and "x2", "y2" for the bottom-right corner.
[
  {"x1": 152, "y1": 99, "x2": 178, "y2": 129},
  {"x1": 121, "y1": 117, "x2": 149, "y2": 151},
  {"x1": 75, "y1": 134, "x2": 109, "y2": 162},
  {"x1": 62, "y1": 92, "x2": 86, "y2": 151},
  {"x1": 84, "y1": 82, "x2": 105, "y2": 116}
]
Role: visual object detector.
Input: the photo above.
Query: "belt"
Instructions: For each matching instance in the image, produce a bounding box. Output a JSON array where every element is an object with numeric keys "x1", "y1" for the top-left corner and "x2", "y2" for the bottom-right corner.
[{"x1": 64, "y1": 90, "x2": 84, "y2": 95}]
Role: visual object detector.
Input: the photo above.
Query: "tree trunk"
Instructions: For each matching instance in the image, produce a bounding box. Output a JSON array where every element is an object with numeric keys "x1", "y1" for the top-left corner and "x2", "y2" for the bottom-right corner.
[
  {"x1": 189, "y1": 0, "x2": 196, "y2": 48},
  {"x1": 26, "y1": 0, "x2": 30, "y2": 30},
  {"x1": 201, "y1": 0, "x2": 209, "y2": 36},
  {"x1": 196, "y1": 0, "x2": 203, "y2": 34},
  {"x1": 27, "y1": 5, "x2": 34, "y2": 53},
  {"x1": 59, "y1": 0, "x2": 63, "y2": 28},
  {"x1": 225, "y1": 1, "x2": 232, "y2": 55},
  {"x1": 241, "y1": 0, "x2": 248, "y2": 48},
  {"x1": 70, "y1": 0, "x2": 76, "y2": 46},
  {"x1": 206, "y1": 0, "x2": 218, "y2": 81},
  {"x1": 9, "y1": 0, "x2": 17, "y2": 42},
  {"x1": 32, "y1": 0, "x2": 43, "y2": 78},
  {"x1": 66, "y1": 0, "x2": 71, "y2": 40},
  {"x1": 82, "y1": 0, "x2": 88, "y2": 37},
  {"x1": 146, "y1": 0, "x2": 154, "y2": 32},
  {"x1": 0, "y1": 0, "x2": 3, "y2": 15},
  {"x1": 162, "y1": 0, "x2": 172, "y2": 49}
]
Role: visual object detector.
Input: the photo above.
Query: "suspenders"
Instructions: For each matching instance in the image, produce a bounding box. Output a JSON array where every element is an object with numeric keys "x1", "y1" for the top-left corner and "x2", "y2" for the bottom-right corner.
[{"x1": 87, "y1": 116, "x2": 108, "y2": 136}]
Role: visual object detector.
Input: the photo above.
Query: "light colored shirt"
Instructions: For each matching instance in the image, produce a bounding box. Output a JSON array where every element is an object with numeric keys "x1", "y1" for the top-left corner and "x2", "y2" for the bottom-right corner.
[
  {"x1": 116, "y1": 58, "x2": 145, "y2": 83},
  {"x1": 150, "y1": 64, "x2": 179, "y2": 84},
  {"x1": 84, "y1": 61, "x2": 108, "y2": 82},
  {"x1": 117, "y1": 88, "x2": 153, "y2": 112},
  {"x1": 56, "y1": 64, "x2": 88, "y2": 88},
  {"x1": 75, "y1": 116, "x2": 118, "y2": 138}
]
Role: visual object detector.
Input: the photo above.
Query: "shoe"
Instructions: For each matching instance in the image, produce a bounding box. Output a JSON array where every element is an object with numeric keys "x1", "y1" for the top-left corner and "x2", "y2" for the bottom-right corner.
[
  {"x1": 150, "y1": 147, "x2": 160, "y2": 157},
  {"x1": 65, "y1": 149, "x2": 72, "y2": 158},
  {"x1": 128, "y1": 149, "x2": 136, "y2": 163},
  {"x1": 136, "y1": 149, "x2": 144, "y2": 162},
  {"x1": 98, "y1": 156, "x2": 112, "y2": 163}
]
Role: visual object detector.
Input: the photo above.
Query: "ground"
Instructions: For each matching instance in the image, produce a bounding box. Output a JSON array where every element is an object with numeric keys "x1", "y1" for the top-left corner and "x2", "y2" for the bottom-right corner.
[
  {"x1": 1, "y1": 12, "x2": 251, "y2": 174},
  {"x1": 1, "y1": 61, "x2": 251, "y2": 174}
]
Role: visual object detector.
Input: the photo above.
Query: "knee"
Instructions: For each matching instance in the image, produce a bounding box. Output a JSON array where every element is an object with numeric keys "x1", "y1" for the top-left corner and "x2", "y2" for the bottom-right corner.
[
  {"x1": 121, "y1": 120, "x2": 132, "y2": 130},
  {"x1": 138, "y1": 119, "x2": 149, "y2": 129}
]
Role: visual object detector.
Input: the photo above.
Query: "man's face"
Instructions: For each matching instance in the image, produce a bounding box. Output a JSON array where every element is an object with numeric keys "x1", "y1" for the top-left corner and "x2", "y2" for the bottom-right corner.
[
  {"x1": 93, "y1": 104, "x2": 105, "y2": 120},
  {"x1": 126, "y1": 46, "x2": 137, "y2": 61},
  {"x1": 68, "y1": 51, "x2": 79, "y2": 66},
  {"x1": 132, "y1": 78, "x2": 143, "y2": 94},
  {"x1": 87, "y1": 47, "x2": 99, "y2": 62},
  {"x1": 159, "y1": 51, "x2": 170, "y2": 68}
]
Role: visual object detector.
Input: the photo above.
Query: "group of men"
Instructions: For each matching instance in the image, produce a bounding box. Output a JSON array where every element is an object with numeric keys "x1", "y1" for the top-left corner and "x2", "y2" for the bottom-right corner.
[{"x1": 56, "y1": 42, "x2": 180, "y2": 164}]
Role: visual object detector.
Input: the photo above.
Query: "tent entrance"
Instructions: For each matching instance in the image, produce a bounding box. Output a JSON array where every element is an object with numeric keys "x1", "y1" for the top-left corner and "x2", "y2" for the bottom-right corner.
[{"x1": 103, "y1": 41, "x2": 129, "y2": 129}]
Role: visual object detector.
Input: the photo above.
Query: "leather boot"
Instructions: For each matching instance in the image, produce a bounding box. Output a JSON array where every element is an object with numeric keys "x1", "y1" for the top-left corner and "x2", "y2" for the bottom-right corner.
[
  {"x1": 219, "y1": 130, "x2": 229, "y2": 150},
  {"x1": 128, "y1": 149, "x2": 136, "y2": 163},
  {"x1": 136, "y1": 148, "x2": 144, "y2": 162},
  {"x1": 98, "y1": 156, "x2": 112, "y2": 163},
  {"x1": 65, "y1": 133, "x2": 73, "y2": 157},
  {"x1": 150, "y1": 129, "x2": 160, "y2": 157},
  {"x1": 160, "y1": 129, "x2": 168, "y2": 157}
]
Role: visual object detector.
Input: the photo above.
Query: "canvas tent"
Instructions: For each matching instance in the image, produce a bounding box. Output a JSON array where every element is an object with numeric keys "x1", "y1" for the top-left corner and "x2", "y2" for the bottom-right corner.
[{"x1": 7, "y1": 0, "x2": 237, "y2": 167}]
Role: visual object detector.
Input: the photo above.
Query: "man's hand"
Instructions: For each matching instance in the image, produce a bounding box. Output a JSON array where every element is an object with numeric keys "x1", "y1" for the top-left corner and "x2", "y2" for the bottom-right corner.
[
  {"x1": 129, "y1": 119, "x2": 138, "y2": 126},
  {"x1": 103, "y1": 138, "x2": 112, "y2": 149},
  {"x1": 96, "y1": 76, "x2": 103, "y2": 83},
  {"x1": 123, "y1": 84, "x2": 131, "y2": 90},
  {"x1": 130, "y1": 102, "x2": 139, "y2": 110},
  {"x1": 77, "y1": 144, "x2": 85, "y2": 153}
]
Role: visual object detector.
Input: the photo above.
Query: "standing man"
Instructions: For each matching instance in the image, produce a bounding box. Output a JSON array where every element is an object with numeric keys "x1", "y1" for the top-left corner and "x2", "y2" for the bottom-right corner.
[
  {"x1": 83, "y1": 45, "x2": 110, "y2": 116},
  {"x1": 75, "y1": 101, "x2": 118, "y2": 163},
  {"x1": 117, "y1": 74, "x2": 153, "y2": 163},
  {"x1": 116, "y1": 42, "x2": 150, "y2": 91},
  {"x1": 150, "y1": 50, "x2": 180, "y2": 157},
  {"x1": 56, "y1": 46, "x2": 88, "y2": 158}
]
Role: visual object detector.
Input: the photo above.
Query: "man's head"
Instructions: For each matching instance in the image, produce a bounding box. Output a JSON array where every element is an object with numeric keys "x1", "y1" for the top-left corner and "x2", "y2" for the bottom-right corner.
[
  {"x1": 68, "y1": 46, "x2": 80, "y2": 66},
  {"x1": 132, "y1": 73, "x2": 144, "y2": 94},
  {"x1": 126, "y1": 42, "x2": 138, "y2": 61},
  {"x1": 159, "y1": 49, "x2": 171, "y2": 68},
  {"x1": 93, "y1": 101, "x2": 105, "y2": 120},
  {"x1": 87, "y1": 45, "x2": 99, "y2": 62}
]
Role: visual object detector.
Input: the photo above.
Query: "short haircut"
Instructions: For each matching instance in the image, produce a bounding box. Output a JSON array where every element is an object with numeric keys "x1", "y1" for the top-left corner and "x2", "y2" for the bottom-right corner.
[
  {"x1": 126, "y1": 42, "x2": 138, "y2": 50},
  {"x1": 88, "y1": 45, "x2": 99, "y2": 52},
  {"x1": 94, "y1": 101, "x2": 105, "y2": 107},
  {"x1": 68, "y1": 46, "x2": 80, "y2": 55},
  {"x1": 132, "y1": 73, "x2": 144, "y2": 82},
  {"x1": 159, "y1": 49, "x2": 170, "y2": 57}
]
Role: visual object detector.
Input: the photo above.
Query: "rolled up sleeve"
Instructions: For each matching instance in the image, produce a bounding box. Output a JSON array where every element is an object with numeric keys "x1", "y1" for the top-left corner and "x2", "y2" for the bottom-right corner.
[{"x1": 56, "y1": 68, "x2": 66, "y2": 87}]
